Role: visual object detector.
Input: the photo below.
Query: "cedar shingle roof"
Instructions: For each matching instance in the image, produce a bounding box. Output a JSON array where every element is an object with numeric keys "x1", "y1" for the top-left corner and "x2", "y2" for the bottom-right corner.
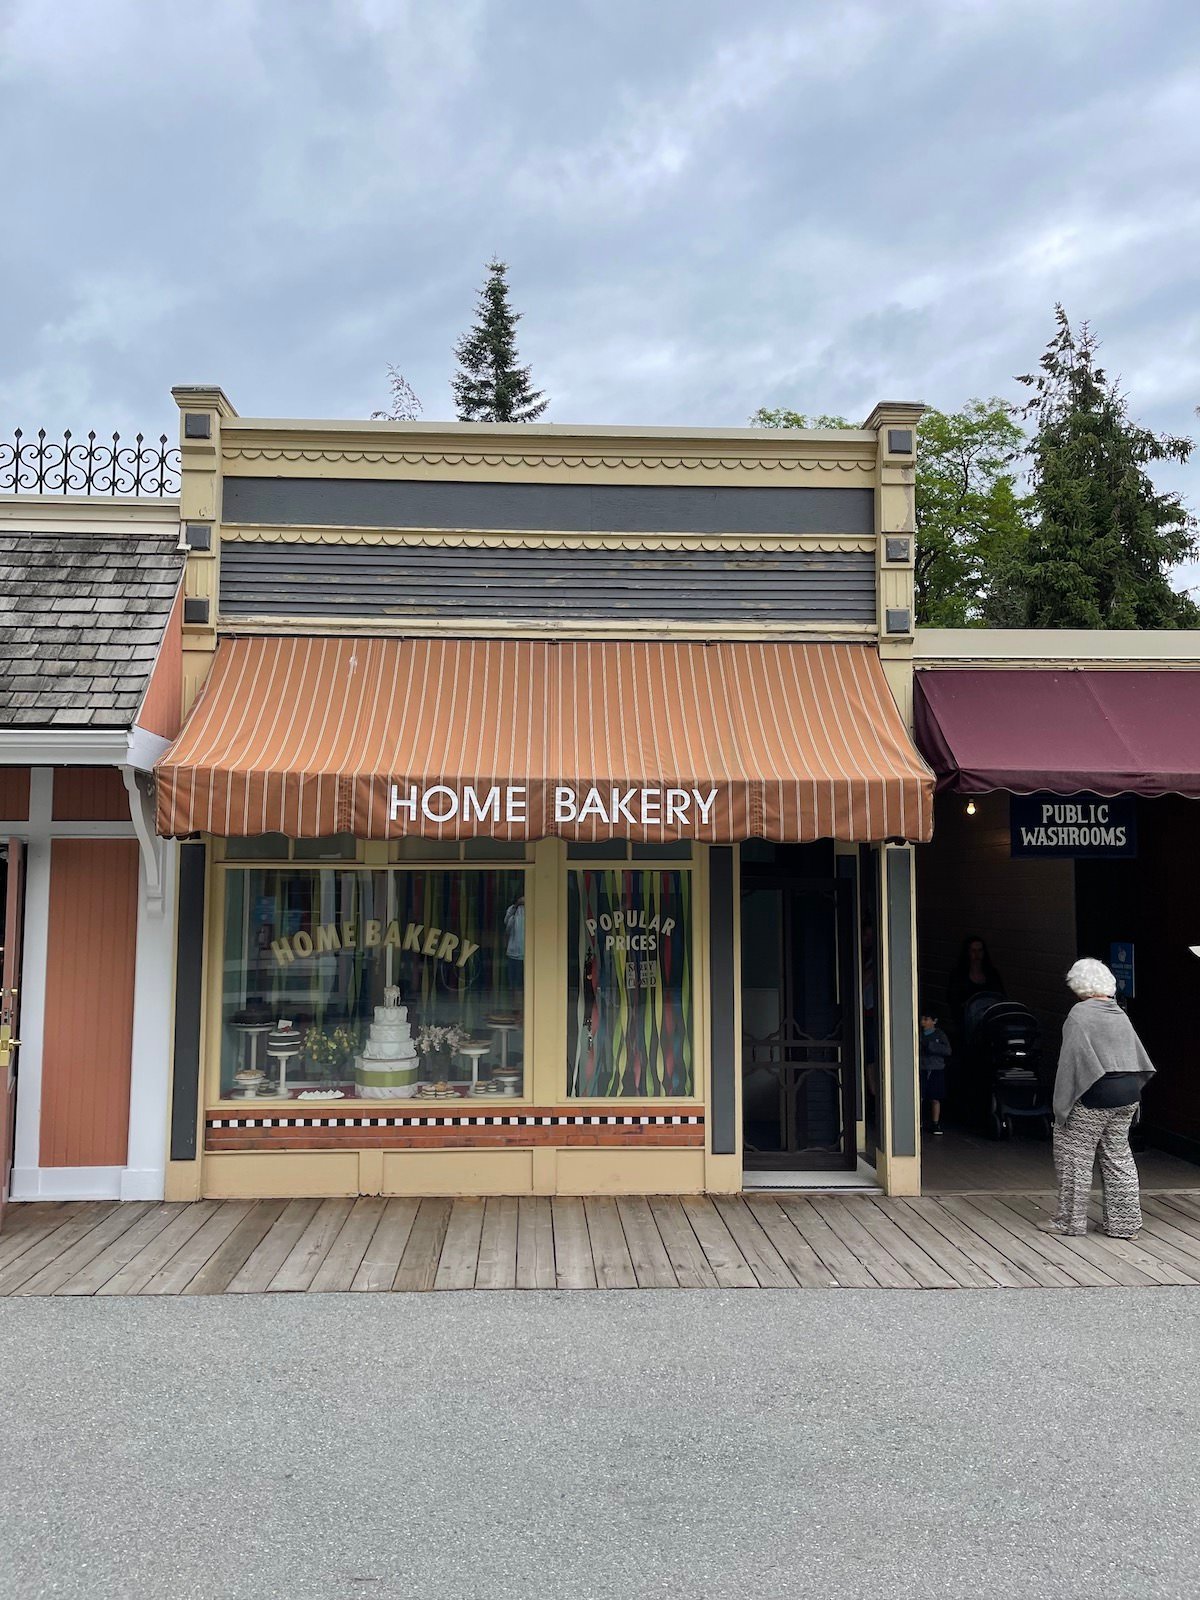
[{"x1": 0, "y1": 529, "x2": 184, "y2": 728}]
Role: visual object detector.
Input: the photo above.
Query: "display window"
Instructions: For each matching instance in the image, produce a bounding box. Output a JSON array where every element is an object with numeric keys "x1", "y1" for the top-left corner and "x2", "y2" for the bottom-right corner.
[
  {"x1": 567, "y1": 868, "x2": 694, "y2": 1097},
  {"x1": 218, "y1": 867, "x2": 526, "y2": 1102}
]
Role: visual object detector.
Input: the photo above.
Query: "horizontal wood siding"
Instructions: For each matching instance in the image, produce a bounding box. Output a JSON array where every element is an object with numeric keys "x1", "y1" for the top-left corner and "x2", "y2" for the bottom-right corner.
[
  {"x1": 224, "y1": 476, "x2": 875, "y2": 535},
  {"x1": 221, "y1": 544, "x2": 876, "y2": 624},
  {"x1": 0, "y1": 767, "x2": 30, "y2": 821},
  {"x1": 40, "y1": 839, "x2": 139, "y2": 1168},
  {"x1": 51, "y1": 767, "x2": 130, "y2": 822}
]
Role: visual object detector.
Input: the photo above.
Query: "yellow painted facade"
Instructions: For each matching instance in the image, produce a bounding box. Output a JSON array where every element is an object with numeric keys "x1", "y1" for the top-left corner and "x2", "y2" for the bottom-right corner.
[{"x1": 163, "y1": 389, "x2": 925, "y2": 1201}]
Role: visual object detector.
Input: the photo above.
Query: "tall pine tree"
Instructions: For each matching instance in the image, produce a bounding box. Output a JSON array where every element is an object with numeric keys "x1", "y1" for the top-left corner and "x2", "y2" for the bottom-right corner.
[
  {"x1": 1015, "y1": 307, "x2": 1197, "y2": 627},
  {"x1": 452, "y1": 259, "x2": 547, "y2": 423}
]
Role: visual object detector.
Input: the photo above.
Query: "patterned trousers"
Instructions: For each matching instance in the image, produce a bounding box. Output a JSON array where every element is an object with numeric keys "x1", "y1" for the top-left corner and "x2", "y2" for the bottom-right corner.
[{"x1": 1052, "y1": 1102, "x2": 1141, "y2": 1237}]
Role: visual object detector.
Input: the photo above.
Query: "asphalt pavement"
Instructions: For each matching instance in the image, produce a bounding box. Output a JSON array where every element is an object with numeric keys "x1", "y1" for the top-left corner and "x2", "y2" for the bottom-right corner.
[{"x1": 1, "y1": 1289, "x2": 1197, "y2": 1600}]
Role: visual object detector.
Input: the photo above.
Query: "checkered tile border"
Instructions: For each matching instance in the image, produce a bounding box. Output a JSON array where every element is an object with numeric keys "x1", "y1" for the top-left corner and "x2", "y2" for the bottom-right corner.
[
  {"x1": 209, "y1": 1111, "x2": 703, "y2": 1131},
  {"x1": 204, "y1": 1105, "x2": 705, "y2": 1153}
]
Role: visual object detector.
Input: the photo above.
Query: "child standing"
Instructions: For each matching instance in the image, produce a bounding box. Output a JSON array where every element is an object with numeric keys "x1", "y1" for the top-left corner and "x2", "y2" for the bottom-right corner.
[{"x1": 919, "y1": 1009, "x2": 952, "y2": 1136}]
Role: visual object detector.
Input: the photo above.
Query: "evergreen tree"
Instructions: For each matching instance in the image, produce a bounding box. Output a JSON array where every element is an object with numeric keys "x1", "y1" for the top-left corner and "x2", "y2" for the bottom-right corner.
[
  {"x1": 452, "y1": 259, "x2": 547, "y2": 423},
  {"x1": 1014, "y1": 307, "x2": 1198, "y2": 627}
]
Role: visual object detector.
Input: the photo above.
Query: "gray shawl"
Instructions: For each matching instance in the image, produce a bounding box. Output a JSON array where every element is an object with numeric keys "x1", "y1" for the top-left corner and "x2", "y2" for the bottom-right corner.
[{"x1": 1053, "y1": 998, "x2": 1155, "y2": 1125}]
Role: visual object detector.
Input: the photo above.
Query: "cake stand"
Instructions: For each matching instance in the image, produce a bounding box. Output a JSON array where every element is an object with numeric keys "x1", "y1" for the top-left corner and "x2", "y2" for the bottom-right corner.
[
  {"x1": 231, "y1": 1022, "x2": 272, "y2": 1090},
  {"x1": 491, "y1": 1020, "x2": 520, "y2": 1072},
  {"x1": 456, "y1": 1041, "x2": 491, "y2": 1093},
  {"x1": 266, "y1": 1046, "x2": 302, "y2": 1098}
]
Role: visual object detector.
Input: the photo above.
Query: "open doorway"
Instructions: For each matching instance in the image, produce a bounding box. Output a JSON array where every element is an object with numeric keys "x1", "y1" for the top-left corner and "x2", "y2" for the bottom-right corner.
[
  {"x1": 917, "y1": 791, "x2": 1200, "y2": 1195},
  {"x1": 740, "y1": 842, "x2": 859, "y2": 1174}
]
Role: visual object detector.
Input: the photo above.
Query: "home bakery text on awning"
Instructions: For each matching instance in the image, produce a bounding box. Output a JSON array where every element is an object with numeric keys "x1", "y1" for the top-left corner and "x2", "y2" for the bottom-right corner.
[{"x1": 155, "y1": 635, "x2": 933, "y2": 844}]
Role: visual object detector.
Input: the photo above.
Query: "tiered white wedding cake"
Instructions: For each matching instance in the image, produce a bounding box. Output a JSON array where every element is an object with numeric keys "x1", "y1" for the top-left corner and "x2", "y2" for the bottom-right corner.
[{"x1": 355, "y1": 986, "x2": 418, "y2": 1099}]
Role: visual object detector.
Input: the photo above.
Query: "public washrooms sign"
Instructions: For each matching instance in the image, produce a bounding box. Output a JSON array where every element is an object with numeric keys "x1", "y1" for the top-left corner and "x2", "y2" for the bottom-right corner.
[
  {"x1": 1010, "y1": 793, "x2": 1138, "y2": 858},
  {"x1": 388, "y1": 783, "x2": 718, "y2": 830}
]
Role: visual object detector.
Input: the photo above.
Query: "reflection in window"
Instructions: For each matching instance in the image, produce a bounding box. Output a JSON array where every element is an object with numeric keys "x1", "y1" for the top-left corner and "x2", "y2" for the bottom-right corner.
[
  {"x1": 567, "y1": 869, "x2": 693, "y2": 1097},
  {"x1": 220, "y1": 868, "x2": 526, "y2": 1101}
]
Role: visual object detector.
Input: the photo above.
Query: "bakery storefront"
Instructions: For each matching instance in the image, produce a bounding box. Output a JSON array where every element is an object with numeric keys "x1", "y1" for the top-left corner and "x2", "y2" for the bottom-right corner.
[{"x1": 157, "y1": 392, "x2": 932, "y2": 1200}]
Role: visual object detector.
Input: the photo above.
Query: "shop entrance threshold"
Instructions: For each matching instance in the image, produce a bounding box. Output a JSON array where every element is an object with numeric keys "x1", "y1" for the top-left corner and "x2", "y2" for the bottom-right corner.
[{"x1": 742, "y1": 1161, "x2": 881, "y2": 1194}]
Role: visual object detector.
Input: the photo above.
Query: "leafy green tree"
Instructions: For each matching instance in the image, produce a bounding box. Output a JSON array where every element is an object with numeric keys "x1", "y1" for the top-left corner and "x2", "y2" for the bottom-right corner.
[
  {"x1": 916, "y1": 401, "x2": 1029, "y2": 625},
  {"x1": 1014, "y1": 307, "x2": 1197, "y2": 627},
  {"x1": 452, "y1": 259, "x2": 547, "y2": 423},
  {"x1": 749, "y1": 406, "x2": 852, "y2": 429}
]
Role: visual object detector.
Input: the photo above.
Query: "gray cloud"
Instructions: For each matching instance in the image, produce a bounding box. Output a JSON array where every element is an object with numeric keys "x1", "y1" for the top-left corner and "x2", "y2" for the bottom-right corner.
[{"x1": 2, "y1": 0, "x2": 1197, "y2": 579}]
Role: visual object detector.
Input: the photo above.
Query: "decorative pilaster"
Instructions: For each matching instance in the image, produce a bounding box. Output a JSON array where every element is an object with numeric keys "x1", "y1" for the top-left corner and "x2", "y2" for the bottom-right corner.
[
  {"x1": 171, "y1": 386, "x2": 237, "y2": 713},
  {"x1": 863, "y1": 402, "x2": 923, "y2": 729}
]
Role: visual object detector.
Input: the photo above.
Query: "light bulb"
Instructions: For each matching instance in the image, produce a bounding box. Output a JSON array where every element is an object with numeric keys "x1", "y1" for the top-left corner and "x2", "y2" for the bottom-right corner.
[{"x1": 965, "y1": 800, "x2": 977, "y2": 816}]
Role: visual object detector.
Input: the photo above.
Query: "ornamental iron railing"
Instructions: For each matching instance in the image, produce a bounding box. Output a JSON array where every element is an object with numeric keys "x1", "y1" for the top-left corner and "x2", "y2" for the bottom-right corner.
[{"x1": 0, "y1": 427, "x2": 181, "y2": 497}]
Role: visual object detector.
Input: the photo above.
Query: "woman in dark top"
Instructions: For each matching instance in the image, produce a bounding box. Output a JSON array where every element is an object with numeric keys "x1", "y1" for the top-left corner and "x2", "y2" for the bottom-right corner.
[{"x1": 947, "y1": 935, "x2": 1005, "y2": 1022}]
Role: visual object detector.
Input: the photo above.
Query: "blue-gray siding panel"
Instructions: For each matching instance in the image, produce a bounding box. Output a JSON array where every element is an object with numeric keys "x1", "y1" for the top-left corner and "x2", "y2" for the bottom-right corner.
[
  {"x1": 220, "y1": 543, "x2": 876, "y2": 623},
  {"x1": 223, "y1": 476, "x2": 875, "y2": 536}
]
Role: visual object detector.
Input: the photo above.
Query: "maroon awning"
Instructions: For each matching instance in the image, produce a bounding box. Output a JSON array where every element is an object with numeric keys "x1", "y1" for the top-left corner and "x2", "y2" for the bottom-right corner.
[{"x1": 915, "y1": 669, "x2": 1200, "y2": 797}]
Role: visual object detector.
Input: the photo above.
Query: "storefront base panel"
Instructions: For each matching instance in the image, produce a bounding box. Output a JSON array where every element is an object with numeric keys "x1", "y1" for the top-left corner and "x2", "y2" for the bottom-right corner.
[
  {"x1": 554, "y1": 1148, "x2": 707, "y2": 1195},
  {"x1": 198, "y1": 1147, "x2": 714, "y2": 1198}
]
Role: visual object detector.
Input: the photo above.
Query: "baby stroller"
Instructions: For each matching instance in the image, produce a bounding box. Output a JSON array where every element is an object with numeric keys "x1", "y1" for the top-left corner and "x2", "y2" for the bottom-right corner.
[{"x1": 962, "y1": 993, "x2": 1052, "y2": 1140}]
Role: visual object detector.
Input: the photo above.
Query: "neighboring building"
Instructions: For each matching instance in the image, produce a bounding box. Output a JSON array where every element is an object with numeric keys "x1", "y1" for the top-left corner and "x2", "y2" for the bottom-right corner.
[
  {"x1": 914, "y1": 629, "x2": 1200, "y2": 1167},
  {"x1": 0, "y1": 491, "x2": 185, "y2": 1210},
  {"x1": 154, "y1": 388, "x2": 933, "y2": 1202}
]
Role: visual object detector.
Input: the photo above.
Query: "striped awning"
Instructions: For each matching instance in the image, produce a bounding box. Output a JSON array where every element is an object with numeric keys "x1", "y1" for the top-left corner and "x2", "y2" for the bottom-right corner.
[{"x1": 155, "y1": 636, "x2": 933, "y2": 843}]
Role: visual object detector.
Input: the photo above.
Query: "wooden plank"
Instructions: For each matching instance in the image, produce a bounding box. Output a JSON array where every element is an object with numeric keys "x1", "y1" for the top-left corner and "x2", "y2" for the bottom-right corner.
[
  {"x1": 845, "y1": 1200, "x2": 959, "y2": 1290},
  {"x1": 582, "y1": 1198, "x2": 637, "y2": 1290},
  {"x1": 350, "y1": 1199, "x2": 419, "y2": 1292},
  {"x1": 309, "y1": 1197, "x2": 388, "y2": 1293},
  {"x1": 988, "y1": 1196, "x2": 1129, "y2": 1288},
  {"x1": 648, "y1": 1196, "x2": 718, "y2": 1288},
  {"x1": 806, "y1": 1197, "x2": 920, "y2": 1289},
  {"x1": 138, "y1": 1202, "x2": 254, "y2": 1295},
  {"x1": 1087, "y1": 1199, "x2": 1200, "y2": 1283},
  {"x1": 616, "y1": 1197, "x2": 677, "y2": 1288},
  {"x1": 97, "y1": 1201, "x2": 221, "y2": 1295},
  {"x1": 53, "y1": 1203, "x2": 183, "y2": 1295},
  {"x1": 1141, "y1": 1198, "x2": 1200, "y2": 1264},
  {"x1": 267, "y1": 1199, "x2": 355, "y2": 1293},
  {"x1": 475, "y1": 1196, "x2": 519, "y2": 1290},
  {"x1": 866, "y1": 1198, "x2": 992, "y2": 1289},
  {"x1": 679, "y1": 1196, "x2": 757, "y2": 1288},
  {"x1": 394, "y1": 1198, "x2": 453, "y2": 1291},
  {"x1": 1013, "y1": 1193, "x2": 1194, "y2": 1288},
  {"x1": 184, "y1": 1201, "x2": 290, "y2": 1296},
  {"x1": 0, "y1": 1203, "x2": 112, "y2": 1292},
  {"x1": 712, "y1": 1200, "x2": 795, "y2": 1288},
  {"x1": 227, "y1": 1199, "x2": 323, "y2": 1294},
  {"x1": 775, "y1": 1196, "x2": 880, "y2": 1288},
  {"x1": 0, "y1": 1203, "x2": 72, "y2": 1270},
  {"x1": 516, "y1": 1197, "x2": 556, "y2": 1289},
  {"x1": 13, "y1": 1203, "x2": 155, "y2": 1296},
  {"x1": 938, "y1": 1197, "x2": 1082, "y2": 1289},
  {"x1": 745, "y1": 1199, "x2": 839, "y2": 1288},
  {"x1": 552, "y1": 1197, "x2": 596, "y2": 1289},
  {"x1": 433, "y1": 1200, "x2": 485, "y2": 1291},
  {"x1": 1153, "y1": 1192, "x2": 1200, "y2": 1226},
  {"x1": 899, "y1": 1198, "x2": 1038, "y2": 1289}
]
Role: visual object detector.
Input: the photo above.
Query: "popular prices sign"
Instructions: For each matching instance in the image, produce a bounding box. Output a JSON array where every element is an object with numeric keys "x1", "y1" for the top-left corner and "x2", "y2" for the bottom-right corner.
[{"x1": 1010, "y1": 793, "x2": 1138, "y2": 858}]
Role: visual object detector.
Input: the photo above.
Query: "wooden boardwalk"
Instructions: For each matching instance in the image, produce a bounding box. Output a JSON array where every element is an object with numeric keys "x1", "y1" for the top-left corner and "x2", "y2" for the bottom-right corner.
[{"x1": 4, "y1": 1190, "x2": 1200, "y2": 1294}]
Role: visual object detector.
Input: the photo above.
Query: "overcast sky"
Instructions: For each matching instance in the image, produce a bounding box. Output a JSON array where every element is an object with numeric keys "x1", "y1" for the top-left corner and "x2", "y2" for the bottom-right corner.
[{"x1": 2, "y1": 0, "x2": 1198, "y2": 566}]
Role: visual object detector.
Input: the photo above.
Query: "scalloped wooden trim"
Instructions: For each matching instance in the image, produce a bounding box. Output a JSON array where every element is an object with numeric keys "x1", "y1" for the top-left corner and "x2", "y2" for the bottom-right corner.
[
  {"x1": 220, "y1": 445, "x2": 872, "y2": 475},
  {"x1": 220, "y1": 526, "x2": 877, "y2": 554}
]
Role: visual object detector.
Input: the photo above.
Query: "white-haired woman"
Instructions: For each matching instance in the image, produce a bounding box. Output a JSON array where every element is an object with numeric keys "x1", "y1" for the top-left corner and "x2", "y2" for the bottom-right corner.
[{"x1": 1044, "y1": 958, "x2": 1156, "y2": 1239}]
